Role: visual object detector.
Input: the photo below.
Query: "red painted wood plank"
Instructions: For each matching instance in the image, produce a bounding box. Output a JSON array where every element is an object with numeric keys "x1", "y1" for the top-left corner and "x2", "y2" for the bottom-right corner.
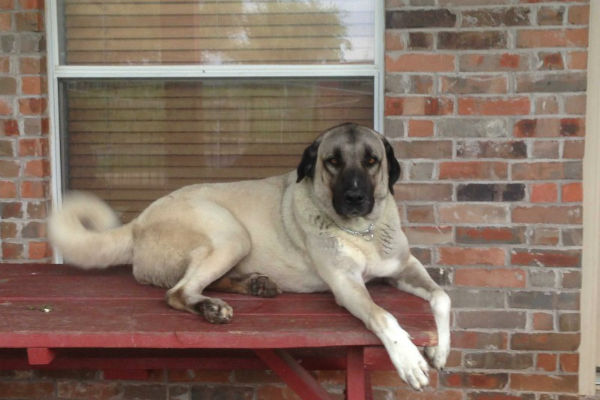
[
  {"x1": 255, "y1": 349, "x2": 334, "y2": 400},
  {"x1": 0, "y1": 264, "x2": 437, "y2": 350},
  {"x1": 26, "y1": 347, "x2": 55, "y2": 365},
  {"x1": 346, "y1": 347, "x2": 368, "y2": 400}
]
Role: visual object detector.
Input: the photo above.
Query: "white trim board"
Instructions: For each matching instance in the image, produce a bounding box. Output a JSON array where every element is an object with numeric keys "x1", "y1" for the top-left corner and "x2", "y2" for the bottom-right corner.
[{"x1": 579, "y1": 0, "x2": 600, "y2": 395}]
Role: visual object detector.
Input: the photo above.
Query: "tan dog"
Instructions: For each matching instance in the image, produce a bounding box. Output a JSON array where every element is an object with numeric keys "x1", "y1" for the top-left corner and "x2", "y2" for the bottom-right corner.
[{"x1": 49, "y1": 123, "x2": 450, "y2": 390}]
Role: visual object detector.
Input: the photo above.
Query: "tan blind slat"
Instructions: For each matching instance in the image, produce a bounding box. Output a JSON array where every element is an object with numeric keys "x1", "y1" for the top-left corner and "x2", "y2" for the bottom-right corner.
[
  {"x1": 62, "y1": 0, "x2": 374, "y2": 65},
  {"x1": 64, "y1": 79, "x2": 373, "y2": 220}
]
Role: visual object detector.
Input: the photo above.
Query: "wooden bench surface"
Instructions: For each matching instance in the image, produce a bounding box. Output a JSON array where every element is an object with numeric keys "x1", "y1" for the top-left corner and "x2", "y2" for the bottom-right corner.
[{"x1": 0, "y1": 263, "x2": 437, "y2": 350}]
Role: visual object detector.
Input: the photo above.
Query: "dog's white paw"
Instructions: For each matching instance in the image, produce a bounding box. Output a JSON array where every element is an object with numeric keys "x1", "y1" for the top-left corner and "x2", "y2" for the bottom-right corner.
[
  {"x1": 425, "y1": 342, "x2": 449, "y2": 370},
  {"x1": 390, "y1": 339, "x2": 430, "y2": 390}
]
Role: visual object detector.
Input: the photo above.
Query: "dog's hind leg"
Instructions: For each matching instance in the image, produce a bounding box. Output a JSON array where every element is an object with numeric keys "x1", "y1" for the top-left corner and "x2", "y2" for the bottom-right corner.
[
  {"x1": 165, "y1": 229, "x2": 251, "y2": 324},
  {"x1": 208, "y1": 273, "x2": 281, "y2": 298}
]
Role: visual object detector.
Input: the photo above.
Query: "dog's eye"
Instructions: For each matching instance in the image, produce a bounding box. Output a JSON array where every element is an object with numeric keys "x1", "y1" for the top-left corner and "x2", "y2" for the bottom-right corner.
[
  {"x1": 365, "y1": 157, "x2": 378, "y2": 166},
  {"x1": 326, "y1": 157, "x2": 341, "y2": 167}
]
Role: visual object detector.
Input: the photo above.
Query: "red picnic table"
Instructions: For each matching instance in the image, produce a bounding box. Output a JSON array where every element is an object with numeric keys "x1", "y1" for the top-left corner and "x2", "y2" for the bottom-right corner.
[{"x1": 0, "y1": 263, "x2": 437, "y2": 400}]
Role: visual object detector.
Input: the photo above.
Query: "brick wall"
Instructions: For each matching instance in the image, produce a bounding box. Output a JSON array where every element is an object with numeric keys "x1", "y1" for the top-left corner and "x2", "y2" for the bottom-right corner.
[
  {"x1": 0, "y1": 0, "x2": 595, "y2": 399},
  {"x1": 0, "y1": 0, "x2": 50, "y2": 263}
]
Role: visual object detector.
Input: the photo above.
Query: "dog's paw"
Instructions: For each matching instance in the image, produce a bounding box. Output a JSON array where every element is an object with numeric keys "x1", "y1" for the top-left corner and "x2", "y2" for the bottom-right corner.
[
  {"x1": 389, "y1": 340, "x2": 430, "y2": 390},
  {"x1": 248, "y1": 274, "x2": 281, "y2": 298},
  {"x1": 396, "y1": 346, "x2": 429, "y2": 390},
  {"x1": 425, "y1": 343, "x2": 449, "y2": 370},
  {"x1": 198, "y1": 298, "x2": 233, "y2": 324}
]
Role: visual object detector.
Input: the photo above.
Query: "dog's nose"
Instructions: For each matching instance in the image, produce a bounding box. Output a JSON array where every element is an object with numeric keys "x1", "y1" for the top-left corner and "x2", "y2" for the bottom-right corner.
[{"x1": 344, "y1": 189, "x2": 366, "y2": 205}]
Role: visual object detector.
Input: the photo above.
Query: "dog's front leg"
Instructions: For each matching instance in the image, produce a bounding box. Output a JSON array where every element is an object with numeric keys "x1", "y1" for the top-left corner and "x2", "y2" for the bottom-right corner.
[
  {"x1": 386, "y1": 255, "x2": 451, "y2": 370},
  {"x1": 308, "y1": 242, "x2": 429, "y2": 390}
]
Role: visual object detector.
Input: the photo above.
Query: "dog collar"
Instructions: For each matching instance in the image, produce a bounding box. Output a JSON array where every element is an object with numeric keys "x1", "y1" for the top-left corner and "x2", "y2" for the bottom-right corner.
[{"x1": 336, "y1": 222, "x2": 375, "y2": 241}]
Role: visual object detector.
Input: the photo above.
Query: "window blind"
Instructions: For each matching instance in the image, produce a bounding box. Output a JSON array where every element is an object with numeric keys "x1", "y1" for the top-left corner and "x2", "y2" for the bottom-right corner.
[
  {"x1": 62, "y1": 0, "x2": 375, "y2": 65},
  {"x1": 63, "y1": 78, "x2": 374, "y2": 221}
]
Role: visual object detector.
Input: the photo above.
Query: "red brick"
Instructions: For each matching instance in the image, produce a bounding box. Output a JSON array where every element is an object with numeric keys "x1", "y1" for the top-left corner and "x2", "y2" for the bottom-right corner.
[
  {"x1": 562, "y1": 182, "x2": 582, "y2": 202},
  {"x1": 452, "y1": 331, "x2": 507, "y2": 350},
  {"x1": 530, "y1": 183, "x2": 558, "y2": 203},
  {"x1": 456, "y1": 227, "x2": 524, "y2": 244},
  {"x1": 394, "y1": 389, "x2": 462, "y2": 400},
  {"x1": 439, "y1": 247, "x2": 505, "y2": 266},
  {"x1": 15, "y1": 11, "x2": 43, "y2": 32},
  {"x1": 19, "y1": 56, "x2": 46, "y2": 74},
  {"x1": 439, "y1": 204, "x2": 508, "y2": 224},
  {"x1": 1, "y1": 221, "x2": 17, "y2": 239},
  {"x1": 511, "y1": 249, "x2": 581, "y2": 267},
  {"x1": 385, "y1": 30, "x2": 404, "y2": 51},
  {"x1": 1, "y1": 202, "x2": 22, "y2": 218},
  {"x1": 530, "y1": 227, "x2": 560, "y2": 246},
  {"x1": 408, "y1": 119, "x2": 433, "y2": 137},
  {"x1": 513, "y1": 162, "x2": 576, "y2": 180},
  {"x1": 18, "y1": 137, "x2": 48, "y2": 156},
  {"x1": 538, "y1": 52, "x2": 564, "y2": 70},
  {"x1": 0, "y1": 382, "x2": 54, "y2": 398},
  {"x1": 563, "y1": 140, "x2": 584, "y2": 159},
  {"x1": 21, "y1": 76, "x2": 46, "y2": 95},
  {"x1": 513, "y1": 205, "x2": 582, "y2": 224},
  {"x1": 458, "y1": 97, "x2": 530, "y2": 116},
  {"x1": 455, "y1": 268, "x2": 525, "y2": 288},
  {"x1": 21, "y1": 180, "x2": 46, "y2": 198},
  {"x1": 394, "y1": 183, "x2": 452, "y2": 202},
  {"x1": 0, "y1": 180, "x2": 16, "y2": 198},
  {"x1": 532, "y1": 312, "x2": 554, "y2": 330},
  {"x1": 23, "y1": 159, "x2": 49, "y2": 177},
  {"x1": 28, "y1": 241, "x2": 50, "y2": 259},
  {"x1": 18, "y1": 97, "x2": 46, "y2": 115},
  {"x1": 2, "y1": 242, "x2": 23, "y2": 259},
  {"x1": 536, "y1": 353, "x2": 557, "y2": 372},
  {"x1": 386, "y1": 53, "x2": 455, "y2": 72},
  {"x1": 0, "y1": 0, "x2": 13, "y2": 9},
  {"x1": 559, "y1": 353, "x2": 578, "y2": 373},
  {"x1": 439, "y1": 161, "x2": 507, "y2": 180},
  {"x1": 2, "y1": 119, "x2": 19, "y2": 136},
  {"x1": 406, "y1": 205, "x2": 434, "y2": 223},
  {"x1": 517, "y1": 29, "x2": 588, "y2": 48},
  {"x1": 564, "y1": 94, "x2": 586, "y2": 115},
  {"x1": 385, "y1": 96, "x2": 453, "y2": 116},
  {"x1": 0, "y1": 159, "x2": 19, "y2": 177},
  {"x1": 441, "y1": 372, "x2": 508, "y2": 390},
  {"x1": 19, "y1": 0, "x2": 43, "y2": 9},
  {"x1": 510, "y1": 374, "x2": 577, "y2": 393},
  {"x1": 567, "y1": 50, "x2": 587, "y2": 69},
  {"x1": 535, "y1": 95, "x2": 559, "y2": 114},
  {"x1": 568, "y1": 5, "x2": 589, "y2": 25},
  {"x1": 0, "y1": 13, "x2": 10, "y2": 31},
  {"x1": 460, "y1": 53, "x2": 528, "y2": 72},
  {"x1": 440, "y1": 75, "x2": 507, "y2": 94},
  {"x1": 0, "y1": 98, "x2": 12, "y2": 115},
  {"x1": 511, "y1": 333, "x2": 580, "y2": 351}
]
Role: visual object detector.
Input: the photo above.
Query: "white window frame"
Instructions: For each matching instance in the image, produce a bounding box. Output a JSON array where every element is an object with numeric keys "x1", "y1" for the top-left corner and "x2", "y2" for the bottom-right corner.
[{"x1": 45, "y1": 1, "x2": 386, "y2": 240}]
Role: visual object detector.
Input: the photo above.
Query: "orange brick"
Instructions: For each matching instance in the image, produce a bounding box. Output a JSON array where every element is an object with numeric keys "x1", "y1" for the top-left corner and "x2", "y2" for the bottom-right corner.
[
  {"x1": 18, "y1": 97, "x2": 46, "y2": 115},
  {"x1": 517, "y1": 29, "x2": 588, "y2": 48},
  {"x1": 19, "y1": 0, "x2": 43, "y2": 9},
  {"x1": 385, "y1": 96, "x2": 453, "y2": 116},
  {"x1": 536, "y1": 353, "x2": 557, "y2": 372},
  {"x1": 24, "y1": 159, "x2": 49, "y2": 177},
  {"x1": 562, "y1": 182, "x2": 582, "y2": 202},
  {"x1": 439, "y1": 161, "x2": 507, "y2": 180},
  {"x1": 559, "y1": 353, "x2": 578, "y2": 373},
  {"x1": 21, "y1": 180, "x2": 46, "y2": 198},
  {"x1": 0, "y1": 180, "x2": 16, "y2": 198},
  {"x1": 386, "y1": 53, "x2": 455, "y2": 72},
  {"x1": 530, "y1": 183, "x2": 558, "y2": 203},
  {"x1": 455, "y1": 268, "x2": 525, "y2": 288},
  {"x1": 438, "y1": 247, "x2": 506, "y2": 266},
  {"x1": 385, "y1": 30, "x2": 404, "y2": 51},
  {"x1": 408, "y1": 119, "x2": 433, "y2": 137},
  {"x1": 532, "y1": 312, "x2": 553, "y2": 330},
  {"x1": 0, "y1": 13, "x2": 10, "y2": 31},
  {"x1": 18, "y1": 138, "x2": 48, "y2": 156},
  {"x1": 21, "y1": 76, "x2": 46, "y2": 95},
  {"x1": 567, "y1": 51, "x2": 587, "y2": 69},
  {"x1": 458, "y1": 97, "x2": 530, "y2": 116},
  {"x1": 0, "y1": 98, "x2": 12, "y2": 115},
  {"x1": 28, "y1": 241, "x2": 50, "y2": 259}
]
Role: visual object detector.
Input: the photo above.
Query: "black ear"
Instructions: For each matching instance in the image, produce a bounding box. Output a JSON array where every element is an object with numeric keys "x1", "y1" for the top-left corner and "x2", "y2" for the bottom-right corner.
[
  {"x1": 296, "y1": 140, "x2": 320, "y2": 183},
  {"x1": 383, "y1": 137, "x2": 401, "y2": 194}
]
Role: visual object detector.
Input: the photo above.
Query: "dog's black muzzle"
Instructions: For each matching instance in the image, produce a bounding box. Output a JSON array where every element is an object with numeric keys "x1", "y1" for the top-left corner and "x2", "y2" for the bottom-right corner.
[{"x1": 332, "y1": 169, "x2": 374, "y2": 217}]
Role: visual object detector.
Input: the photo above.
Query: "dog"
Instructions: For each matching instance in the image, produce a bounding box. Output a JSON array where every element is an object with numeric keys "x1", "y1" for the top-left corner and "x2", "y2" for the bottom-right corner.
[{"x1": 49, "y1": 123, "x2": 450, "y2": 390}]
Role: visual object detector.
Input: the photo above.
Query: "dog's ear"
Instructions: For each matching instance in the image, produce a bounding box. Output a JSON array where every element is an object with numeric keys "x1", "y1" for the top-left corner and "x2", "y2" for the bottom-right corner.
[
  {"x1": 382, "y1": 137, "x2": 401, "y2": 194},
  {"x1": 296, "y1": 140, "x2": 320, "y2": 183}
]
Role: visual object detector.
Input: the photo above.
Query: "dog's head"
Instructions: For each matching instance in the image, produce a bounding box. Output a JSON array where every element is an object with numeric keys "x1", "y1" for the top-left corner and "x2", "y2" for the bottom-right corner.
[{"x1": 297, "y1": 123, "x2": 400, "y2": 219}]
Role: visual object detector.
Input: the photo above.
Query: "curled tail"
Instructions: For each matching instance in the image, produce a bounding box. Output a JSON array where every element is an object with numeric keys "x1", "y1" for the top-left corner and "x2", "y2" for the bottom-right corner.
[{"x1": 48, "y1": 191, "x2": 134, "y2": 269}]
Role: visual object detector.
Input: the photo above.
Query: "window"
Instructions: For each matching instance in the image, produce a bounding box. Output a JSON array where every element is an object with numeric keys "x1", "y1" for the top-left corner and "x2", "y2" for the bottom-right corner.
[{"x1": 47, "y1": 1, "x2": 383, "y2": 221}]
